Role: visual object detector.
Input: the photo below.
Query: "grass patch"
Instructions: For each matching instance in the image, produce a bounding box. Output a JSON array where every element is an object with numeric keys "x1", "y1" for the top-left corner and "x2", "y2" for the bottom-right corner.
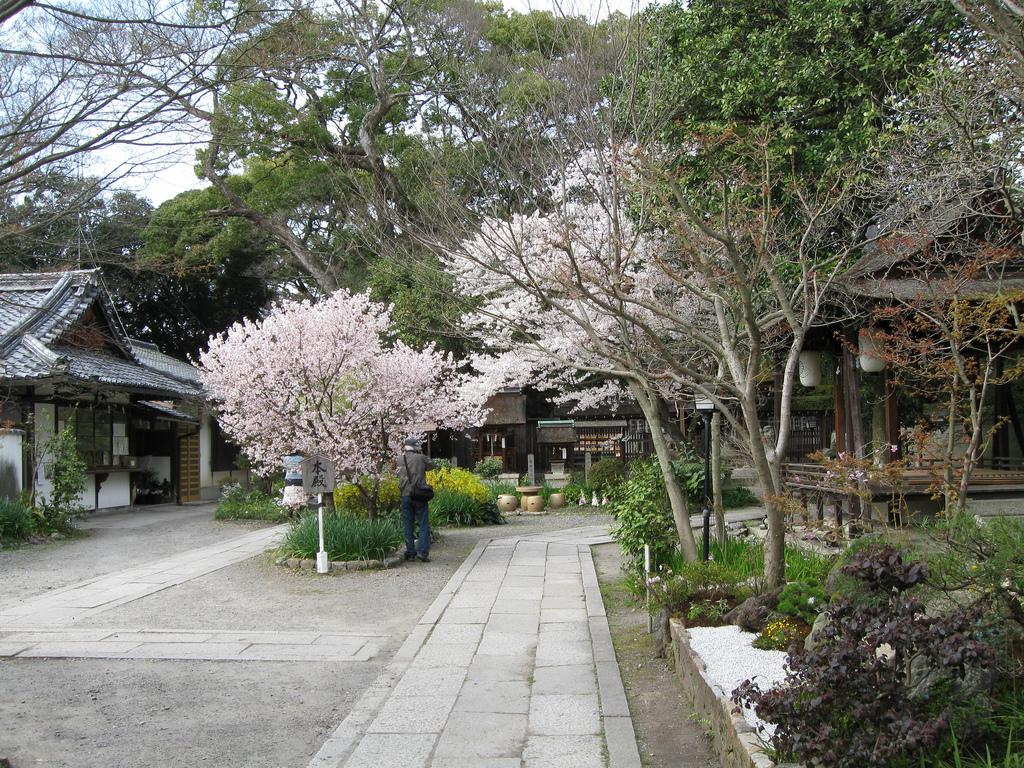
[
  {"x1": 278, "y1": 512, "x2": 403, "y2": 561},
  {"x1": 429, "y1": 489, "x2": 503, "y2": 527},
  {"x1": 214, "y1": 483, "x2": 290, "y2": 522},
  {"x1": 0, "y1": 497, "x2": 36, "y2": 545}
]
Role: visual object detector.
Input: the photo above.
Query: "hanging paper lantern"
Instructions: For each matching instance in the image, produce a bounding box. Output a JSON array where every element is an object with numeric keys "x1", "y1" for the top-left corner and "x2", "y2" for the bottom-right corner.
[
  {"x1": 798, "y1": 351, "x2": 822, "y2": 387},
  {"x1": 858, "y1": 328, "x2": 885, "y2": 373}
]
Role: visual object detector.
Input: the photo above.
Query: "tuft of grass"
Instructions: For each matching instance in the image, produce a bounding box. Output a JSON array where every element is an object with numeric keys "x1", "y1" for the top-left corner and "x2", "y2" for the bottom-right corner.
[
  {"x1": 278, "y1": 512, "x2": 403, "y2": 561},
  {"x1": 0, "y1": 497, "x2": 36, "y2": 544},
  {"x1": 214, "y1": 483, "x2": 290, "y2": 522},
  {"x1": 430, "y1": 489, "x2": 503, "y2": 527}
]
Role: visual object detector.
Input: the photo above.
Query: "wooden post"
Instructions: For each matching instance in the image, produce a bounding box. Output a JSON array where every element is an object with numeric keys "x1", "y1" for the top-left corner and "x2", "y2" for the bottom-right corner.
[
  {"x1": 842, "y1": 334, "x2": 866, "y2": 523},
  {"x1": 884, "y1": 367, "x2": 900, "y2": 462},
  {"x1": 834, "y1": 351, "x2": 846, "y2": 456}
]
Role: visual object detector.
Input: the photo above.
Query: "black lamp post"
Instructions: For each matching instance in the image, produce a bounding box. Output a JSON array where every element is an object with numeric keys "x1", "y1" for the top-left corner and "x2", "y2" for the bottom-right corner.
[{"x1": 694, "y1": 397, "x2": 716, "y2": 561}]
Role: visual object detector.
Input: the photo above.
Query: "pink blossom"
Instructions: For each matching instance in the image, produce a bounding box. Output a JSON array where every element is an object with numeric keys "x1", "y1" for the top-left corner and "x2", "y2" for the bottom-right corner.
[{"x1": 197, "y1": 290, "x2": 488, "y2": 482}]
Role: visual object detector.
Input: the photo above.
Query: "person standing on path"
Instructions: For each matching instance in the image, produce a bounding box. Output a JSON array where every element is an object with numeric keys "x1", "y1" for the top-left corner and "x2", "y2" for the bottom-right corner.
[{"x1": 397, "y1": 437, "x2": 435, "y2": 562}]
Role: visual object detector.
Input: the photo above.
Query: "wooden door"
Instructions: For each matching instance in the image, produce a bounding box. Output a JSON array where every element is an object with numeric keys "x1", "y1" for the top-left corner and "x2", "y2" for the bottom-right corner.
[
  {"x1": 177, "y1": 426, "x2": 201, "y2": 503},
  {"x1": 479, "y1": 430, "x2": 508, "y2": 469}
]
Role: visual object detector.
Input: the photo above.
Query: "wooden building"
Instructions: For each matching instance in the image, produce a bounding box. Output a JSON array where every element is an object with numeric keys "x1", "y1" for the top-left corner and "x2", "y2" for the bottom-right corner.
[{"x1": 0, "y1": 269, "x2": 237, "y2": 510}]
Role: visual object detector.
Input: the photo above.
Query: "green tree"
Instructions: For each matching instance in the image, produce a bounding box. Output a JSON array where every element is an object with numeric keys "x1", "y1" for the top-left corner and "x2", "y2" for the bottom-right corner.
[
  {"x1": 37, "y1": 424, "x2": 87, "y2": 533},
  {"x1": 633, "y1": 0, "x2": 971, "y2": 181}
]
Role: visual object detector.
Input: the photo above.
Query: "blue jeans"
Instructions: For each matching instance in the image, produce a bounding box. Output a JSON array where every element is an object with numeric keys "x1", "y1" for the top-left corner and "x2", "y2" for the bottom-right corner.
[{"x1": 401, "y1": 495, "x2": 430, "y2": 556}]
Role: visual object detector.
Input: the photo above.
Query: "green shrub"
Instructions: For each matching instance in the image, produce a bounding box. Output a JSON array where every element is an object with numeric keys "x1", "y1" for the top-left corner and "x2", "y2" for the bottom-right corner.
[
  {"x1": 473, "y1": 457, "x2": 503, "y2": 479},
  {"x1": 927, "y1": 512, "x2": 1024, "y2": 612},
  {"x1": 486, "y1": 481, "x2": 519, "y2": 502},
  {"x1": 429, "y1": 489, "x2": 502, "y2": 527},
  {"x1": 647, "y1": 560, "x2": 749, "y2": 617},
  {"x1": 0, "y1": 497, "x2": 35, "y2": 543},
  {"x1": 279, "y1": 512, "x2": 403, "y2": 561},
  {"x1": 670, "y1": 449, "x2": 706, "y2": 501},
  {"x1": 752, "y1": 616, "x2": 805, "y2": 651},
  {"x1": 427, "y1": 466, "x2": 491, "y2": 504},
  {"x1": 721, "y1": 486, "x2": 759, "y2": 508},
  {"x1": 710, "y1": 535, "x2": 765, "y2": 582},
  {"x1": 609, "y1": 458, "x2": 676, "y2": 571},
  {"x1": 785, "y1": 547, "x2": 834, "y2": 586},
  {"x1": 215, "y1": 483, "x2": 289, "y2": 522},
  {"x1": 560, "y1": 482, "x2": 593, "y2": 505},
  {"x1": 687, "y1": 597, "x2": 730, "y2": 624},
  {"x1": 540, "y1": 482, "x2": 559, "y2": 504},
  {"x1": 776, "y1": 581, "x2": 827, "y2": 623},
  {"x1": 334, "y1": 476, "x2": 401, "y2": 515},
  {"x1": 671, "y1": 537, "x2": 834, "y2": 592},
  {"x1": 37, "y1": 424, "x2": 87, "y2": 533},
  {"x1": 588, "y1": 457, "x2": 626, "y2": 493}
]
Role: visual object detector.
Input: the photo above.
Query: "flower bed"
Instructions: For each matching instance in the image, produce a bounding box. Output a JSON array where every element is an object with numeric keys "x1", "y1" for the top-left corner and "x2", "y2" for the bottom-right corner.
[{"x1": 670, "y1": 619, "x2": 782, "y2": 768}]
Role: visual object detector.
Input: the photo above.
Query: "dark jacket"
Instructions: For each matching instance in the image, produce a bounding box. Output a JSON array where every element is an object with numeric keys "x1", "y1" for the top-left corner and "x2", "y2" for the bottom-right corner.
[{"x1": 397, "y1": 450, "x2": 435, "y2": 496}]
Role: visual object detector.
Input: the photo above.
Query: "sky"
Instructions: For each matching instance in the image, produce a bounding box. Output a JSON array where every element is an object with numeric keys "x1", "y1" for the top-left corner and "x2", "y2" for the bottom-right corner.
[{"x1": 106, "y1": 0, "x2": 651, "y2": 205}]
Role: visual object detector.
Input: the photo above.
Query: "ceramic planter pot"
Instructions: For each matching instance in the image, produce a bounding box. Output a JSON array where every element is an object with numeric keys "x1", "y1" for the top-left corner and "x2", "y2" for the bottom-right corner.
[
  {"x1": 497, "y1": 494, "x2": 519, "y2": 513},
  {"x1": 525, "y1": 495, "x2": 545, "y2": 513},
  {"x1": 548, "y1": 493, "x2": 565, "y2": 510}
]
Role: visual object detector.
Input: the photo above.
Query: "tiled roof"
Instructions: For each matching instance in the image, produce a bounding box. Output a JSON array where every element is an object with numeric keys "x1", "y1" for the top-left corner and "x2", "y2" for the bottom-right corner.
[
  {"x1": 129, "y1": 340, "x2": 202, "y2": 386},
  {"x1": 137, "y1": 400, "x2": 199, "y2": 423},
  {"x1": 0, "y1": 269, "x2": 203, "y2": 398},
  {"x1": 55, "y1": 346, "x2": 202, "y2": 397}
]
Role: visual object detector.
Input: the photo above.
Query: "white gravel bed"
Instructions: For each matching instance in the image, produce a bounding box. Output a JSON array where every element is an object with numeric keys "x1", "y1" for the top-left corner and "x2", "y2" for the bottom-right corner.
[{"x1": 686, "y1": 624, "x2": 789, "y2": 735}]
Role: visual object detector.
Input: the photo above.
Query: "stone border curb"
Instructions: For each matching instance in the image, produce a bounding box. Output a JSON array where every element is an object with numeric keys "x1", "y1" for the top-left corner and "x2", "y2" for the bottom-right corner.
[
  {"x1": 669, "y1": 619, "x2": 776, "y2": 768},
  {"x1": 578, "y1": 544, "x2": 642, "y2": 768},
  {"x1": 275, "y1": 552, "x2": 404, "y2": 573}
]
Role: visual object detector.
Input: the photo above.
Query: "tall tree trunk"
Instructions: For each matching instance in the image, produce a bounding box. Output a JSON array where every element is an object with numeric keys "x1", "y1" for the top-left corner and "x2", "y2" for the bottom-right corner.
[
  {"x1": 711, "y1": 410, "x2": 726, "y2": 547},
  {"x1": 739, "y1": 386, "x2": 785, "y2": 588},
  {"x1": 944, "y1": 375, "x2": 959, "y2": 515},
  {"x1": 630, "y1": 381, "x2": 699, "y2": 562}
]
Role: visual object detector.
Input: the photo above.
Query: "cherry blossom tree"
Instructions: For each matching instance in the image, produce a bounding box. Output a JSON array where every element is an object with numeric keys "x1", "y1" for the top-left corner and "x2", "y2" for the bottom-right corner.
[
  {"x1": 198, "y1": 290, "x2": 487, "y2": 518},
  {"x1": 447, "y1": 144, "x2": 706, "y2": 562}
]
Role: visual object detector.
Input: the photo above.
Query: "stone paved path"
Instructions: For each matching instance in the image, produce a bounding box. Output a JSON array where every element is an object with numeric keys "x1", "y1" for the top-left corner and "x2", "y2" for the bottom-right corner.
[
  {"x1": 0, "y1": 523, "x2": 392, "y2": 663},
  {"x1": 308, "y1": 524, "x2": 642, "y2": 768},
  {"x1": 0, "y1": 524, "x2": 286, "y2": 629}
]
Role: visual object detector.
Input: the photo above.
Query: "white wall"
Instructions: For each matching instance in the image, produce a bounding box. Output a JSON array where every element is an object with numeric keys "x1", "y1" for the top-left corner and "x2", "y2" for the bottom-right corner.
[
  {"x1": 139, "y1": 455, "x2": 172, "y2": 484},
  {"x1": 96, "y1": 471, "x2": 131, "y2": 508},
  {"x1": 200, "y1": 410, "x2": 213, "y2": 489},
  {"x1": 32, "y1": 401, "x2": 132, "y2": 511},
  {"x1": 0, "y1": 429, "x2": 23, "y2": 499}
]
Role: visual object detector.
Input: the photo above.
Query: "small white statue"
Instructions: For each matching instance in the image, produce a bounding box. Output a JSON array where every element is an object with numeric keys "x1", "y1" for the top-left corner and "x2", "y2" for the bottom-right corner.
[{"x1": 591, "y1": 492, "x2": 599, "y2": 507}]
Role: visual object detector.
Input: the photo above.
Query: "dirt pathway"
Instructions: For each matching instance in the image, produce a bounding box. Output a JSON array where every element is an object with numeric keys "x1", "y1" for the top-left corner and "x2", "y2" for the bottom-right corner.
[{"x1": 593, "y1": 543, "x2": 716, "y2": 768}]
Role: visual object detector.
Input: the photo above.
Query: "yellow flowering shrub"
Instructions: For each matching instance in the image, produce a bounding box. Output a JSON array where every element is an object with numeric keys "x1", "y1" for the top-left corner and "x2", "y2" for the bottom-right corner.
[
  {"x1": 426, "y1": 466, "x2": 491, "y2": 504},
  {"x1": 334, "y1": 476, "x2": 401, "y2": 514},
  {"x1": 752, "y1": 617, "x2": 805, "y2": 651}
]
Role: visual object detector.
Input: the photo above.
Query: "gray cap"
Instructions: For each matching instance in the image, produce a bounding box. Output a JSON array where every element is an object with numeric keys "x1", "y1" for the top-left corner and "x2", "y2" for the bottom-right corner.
[{"x1": 403, "y1": 437, "x2": 421, "y2": 451}]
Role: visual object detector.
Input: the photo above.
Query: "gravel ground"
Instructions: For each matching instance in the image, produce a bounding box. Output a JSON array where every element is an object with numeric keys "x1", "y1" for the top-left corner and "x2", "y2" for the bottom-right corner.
[
  {"x1": 0, "y1": 503, "x2": 270, "y2": 610},
  {"x1": 0, "y1": 658, "x2": 377, "y2": 768},
  {"x1": 685, "y1": 625, "x2": 788, "y2": 734},
  {"x1": 75, "y1": 511, "x2": 613, "y2": 637},
  {"x1": 1, "y1": 507, "x2": 611, "y2": 768}
]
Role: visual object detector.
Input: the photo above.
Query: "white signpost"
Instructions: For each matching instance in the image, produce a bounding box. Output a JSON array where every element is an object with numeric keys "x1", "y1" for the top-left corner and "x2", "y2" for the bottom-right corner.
[{"x1": 301, "y1": 455, "x2": 336, "y2": 574}]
